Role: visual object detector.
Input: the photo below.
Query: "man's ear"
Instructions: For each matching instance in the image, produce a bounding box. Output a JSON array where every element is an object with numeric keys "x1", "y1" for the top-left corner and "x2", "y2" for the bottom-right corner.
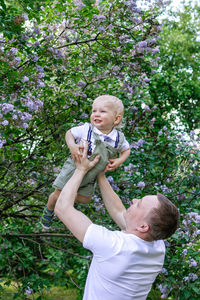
[
  {"x1": 137, "y1": 223, "x2": 150, "y2": 233},
  {"x1": 114, "y1": 114, "x2": 122, "y2": 125}
]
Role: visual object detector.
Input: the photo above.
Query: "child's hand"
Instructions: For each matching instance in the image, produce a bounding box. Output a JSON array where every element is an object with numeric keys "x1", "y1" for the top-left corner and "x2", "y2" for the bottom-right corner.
[
  {"x1": 70, "y1": 143, "x2": 84, "y2": 161},
  {"x1": 105, "y1": 158, "x2": 121, "y2": 171}
]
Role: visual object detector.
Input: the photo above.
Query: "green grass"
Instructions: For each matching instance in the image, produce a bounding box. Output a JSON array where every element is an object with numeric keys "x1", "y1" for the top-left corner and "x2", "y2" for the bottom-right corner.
[{"x1": 0, "y1": 281, "x2": 77, "y2": 300}]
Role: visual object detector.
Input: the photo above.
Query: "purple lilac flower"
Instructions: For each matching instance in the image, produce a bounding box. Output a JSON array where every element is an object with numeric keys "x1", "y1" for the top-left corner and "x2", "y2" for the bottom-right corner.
[
  {"x1": 80, "y1": 113, "x2": 88, "y2": 119},
  {"x1": 137, "y1": 181, "x2": 145, "y2": 189},
  {"x1": 77, "y1": 80, "x2": 87, "y2": 87},
  {"x1": 161, "y1": 268, "x2": 168, "y2": 275},
  {"x1": 1, "y1": 120, "x2": 9, "y2": 126},
  {"x1": 189, "y1": 259, "x2": 197, "y2": 267},
  {"x1": 182, "y1": 249, "x2": 187, "y2": 256},
  {"x1": 137, "y1": 41, "x2": 147, "y2": 48},
  {"x1": 10, "y1": 47, "x2": 18, "y2": 54},
  {"x1": 21, "y1": 123, "x2": 28, "y2": 129},
  {"x1": 31, "y1": 54, "x2": 39, "y2": 62},
  {"x1": 98, "y1": 26, "x2": 106, "y2": 33},
  {"x1": 132, "y1": 106, "x2": 138, "y2": 112},
  {"x1": 124, "y1": 163, "x2": 134, "y2": 172},
  {"x1": 158, "y1": 284, "x2": 170, "y2": 298},
  {"x1": 34, "y1": 41, "x2": 40, "y2": 47},
  {"x1": 93, "y1": 14, "x2": 106, "y2": 22},
  {"x1": 152, "y1": 46, "x2": 160, "y2": 55},
  {"x1": 160, "y1": 185, "x2": 172, "y2": 194},
  {"x1": 22, "y1": 76, "x2": 29, "y2": 82},
  {"x1": 143, "y1": 104, "x2": 151, "y2": 111},
  {"x1": 131, "y1": 138, "x2": 146, "y2": 149},
  {"x1": 184, "y1": 273, "x2": 198, "y2": 282},
  {"x1": 1, "y1": 103, "x2": 14, "y2": 114},
  {"x1": 20, "y1": 112, "x2": 32, "y2": 122},
  {"x1": 36, "y1": 65, "x2": 44, "y2": 72},
  {"x1": 22, "y1": 13, "x2": 28, "y2": 20},
  {"x1": 107, "y1": 176, "x2": 114, "y2": 183},
  {"x1": 75, "y1": 0, "x2": 86, "y2": 9},
  {"x1": 37, "y1": 81, "x2": 45, "y2": 87},
  {"x1": 34, "y1": 27, "x2": 41, "y2": 35},
  {"x1": 14, "y1": 56, "x2": 21, "y2": 63},
  {"x1": 0, "y1": 138, "x2": 6, "y2": 148},
  {"x1": 25, "y1": 286, "x2": 33, "y2": 295}
]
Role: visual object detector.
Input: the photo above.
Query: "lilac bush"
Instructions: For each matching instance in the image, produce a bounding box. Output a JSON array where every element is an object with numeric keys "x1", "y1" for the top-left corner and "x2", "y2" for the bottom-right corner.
[{"x1": 0, "y1": 0, "x2": 199, "y2": 299}]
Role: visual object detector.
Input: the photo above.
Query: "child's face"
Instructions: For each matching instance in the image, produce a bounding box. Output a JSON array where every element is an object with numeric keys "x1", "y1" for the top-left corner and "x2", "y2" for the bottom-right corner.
[{"x1": 90, "y1": 100, "x2": 121, "y2": 134}]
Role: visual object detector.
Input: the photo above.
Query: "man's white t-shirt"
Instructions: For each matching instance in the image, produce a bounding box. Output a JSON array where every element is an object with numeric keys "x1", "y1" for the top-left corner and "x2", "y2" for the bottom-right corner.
[
  {"x1": 71, "y1": 123, "x2": 130, "y2": 153},
  {"x1": 83, "y1": 224, "x2": 165, "y2": 300}
]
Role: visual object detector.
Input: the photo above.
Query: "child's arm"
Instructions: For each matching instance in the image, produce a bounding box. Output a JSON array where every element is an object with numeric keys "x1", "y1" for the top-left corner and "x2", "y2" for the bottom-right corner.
[
  {"x1": 106, "y1": 148, "x2": 130, "y2": 171},
  {"x1": 65, "y1": 129, "x2": 84, "y2": 161}
]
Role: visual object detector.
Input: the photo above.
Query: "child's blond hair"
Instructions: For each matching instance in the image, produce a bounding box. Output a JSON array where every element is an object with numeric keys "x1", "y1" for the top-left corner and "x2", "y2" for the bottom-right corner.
[{"x1": 93, "y1": 95, "x2": 124, "y2": 128}]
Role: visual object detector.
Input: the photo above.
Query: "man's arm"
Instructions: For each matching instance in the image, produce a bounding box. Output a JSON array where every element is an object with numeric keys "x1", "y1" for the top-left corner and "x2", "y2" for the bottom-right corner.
[
  {"x1": 97, "y1": 173, "x2": 126, "y2": 230},
  {"x1": 54, "y1": 144, "x2": 99, "y2": 243}
]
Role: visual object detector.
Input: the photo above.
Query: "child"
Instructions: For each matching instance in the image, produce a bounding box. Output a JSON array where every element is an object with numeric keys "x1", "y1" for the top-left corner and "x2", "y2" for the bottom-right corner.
[{"x1": 41, "y1": 95, "x2": 130, "y2": 229}]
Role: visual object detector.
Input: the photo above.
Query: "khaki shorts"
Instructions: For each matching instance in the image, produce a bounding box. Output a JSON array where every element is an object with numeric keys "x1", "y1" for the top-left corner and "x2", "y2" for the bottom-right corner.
[{"x1": 52, "y1": 157, "x2": 95, "y2": 197}]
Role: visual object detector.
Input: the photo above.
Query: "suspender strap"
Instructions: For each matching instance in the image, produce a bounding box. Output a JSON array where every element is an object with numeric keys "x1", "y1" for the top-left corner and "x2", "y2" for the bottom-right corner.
[
  {"x1": 114, "y1": 131, "x2": 120, "y2": 148},
  {"x1": 87, "y1": 124, "x2": 92, "y2": 153}
]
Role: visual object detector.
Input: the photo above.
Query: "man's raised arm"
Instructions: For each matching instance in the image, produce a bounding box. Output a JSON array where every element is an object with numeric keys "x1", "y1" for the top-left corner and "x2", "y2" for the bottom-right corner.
[
  {"x1": 97, "y1": 173, "x2": 126, "y2": 230},
  {"x1": 54, "y1": 144, "x2": 99, "y2": 243}
]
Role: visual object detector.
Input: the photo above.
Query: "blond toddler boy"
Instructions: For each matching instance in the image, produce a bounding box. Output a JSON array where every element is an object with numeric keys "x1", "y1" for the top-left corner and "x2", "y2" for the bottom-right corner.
[{"x1": 41, "y1": 95, "x2": 130, "y2": 230}]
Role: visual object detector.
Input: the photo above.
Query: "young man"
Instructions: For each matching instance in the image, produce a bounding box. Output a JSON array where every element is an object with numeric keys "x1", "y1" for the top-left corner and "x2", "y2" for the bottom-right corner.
[{"x1": 54, "y1": 143, "x2": 179, "y2": 300}]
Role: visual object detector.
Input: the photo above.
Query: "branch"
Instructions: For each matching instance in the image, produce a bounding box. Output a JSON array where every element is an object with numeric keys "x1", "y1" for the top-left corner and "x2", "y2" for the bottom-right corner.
[
  {"x1": 56, "y1": 34, "x2": 102, "y2": 49},
  {"x1": 0, "y1": 232, "x2": 72, "y2": 238}
]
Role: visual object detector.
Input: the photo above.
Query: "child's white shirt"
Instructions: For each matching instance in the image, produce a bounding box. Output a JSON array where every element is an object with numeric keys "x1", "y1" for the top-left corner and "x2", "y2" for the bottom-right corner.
[{"x1": 70, "y1": 123, "x2": 130, "y2": 153}]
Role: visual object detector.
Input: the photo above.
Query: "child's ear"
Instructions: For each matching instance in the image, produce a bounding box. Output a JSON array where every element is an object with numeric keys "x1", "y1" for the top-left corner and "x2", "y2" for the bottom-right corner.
[{"x1": 114, "y1": 115, "x2": 122, "y2": 125}]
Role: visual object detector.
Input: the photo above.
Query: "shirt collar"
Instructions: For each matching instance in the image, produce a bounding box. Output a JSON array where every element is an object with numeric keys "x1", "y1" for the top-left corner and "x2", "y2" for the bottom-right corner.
[{"x1": 93, "y1": 126, "x2": 117, "y2": 140}]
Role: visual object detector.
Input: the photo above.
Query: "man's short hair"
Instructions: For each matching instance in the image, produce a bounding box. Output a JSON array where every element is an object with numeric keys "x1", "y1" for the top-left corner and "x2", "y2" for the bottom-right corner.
[{"x1": 148, "y1": 193, "x2": 179, "y2": 240}]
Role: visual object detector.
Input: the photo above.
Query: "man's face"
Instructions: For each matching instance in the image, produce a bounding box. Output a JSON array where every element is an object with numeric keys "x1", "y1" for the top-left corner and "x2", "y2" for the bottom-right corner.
[{"x1": 124, "y1": 195, "x2": 159, "y2": 231}]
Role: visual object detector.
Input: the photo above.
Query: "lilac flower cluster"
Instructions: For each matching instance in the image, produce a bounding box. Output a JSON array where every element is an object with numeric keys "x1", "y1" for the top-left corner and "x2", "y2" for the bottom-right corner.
[
  {"x1": 131, "y1": 138, "x2": 146, "y2": 150},
  {"x1": 107, "y1": 176, "x2": 120, "y2": 192},
  {"x1": 25, "y1": 285, "x2": 33, "y2": 295},
  {"x1": 0, "y1": 134, "x2": 6, "y2": 148},
  {"x1": 93, "y1": 14, "x2": 106, "y2": 22},
  {"x1": 183, "y1": 273, "x2": 198, "y2": 282},
  {"x1": 21, "y1": 95, "x2": 43, "y2": 111},
  {"x1": 124, "y1": 163, "x2": 135, "y2": 172},
  {"x1": 93, "y1": 195, "x2": 105, "y2": 213},
  {"x1": 158, "y1": 284, "x2": 170, "y2": 299},
  {"x1": 160, "y1": 184, "x2": 172, "y2": 194},
  {"x1": 74, "y1": 0, "x2": 86, "y2": 10},
  {"x1": 137, "y1": 181, "x2": 146, "y2": 189}
]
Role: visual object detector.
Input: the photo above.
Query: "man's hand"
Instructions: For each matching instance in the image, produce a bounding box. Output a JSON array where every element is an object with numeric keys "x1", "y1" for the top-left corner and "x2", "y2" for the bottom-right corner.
[{"x1": 74, "y1": 141, "x2": 100, "y2": 173}]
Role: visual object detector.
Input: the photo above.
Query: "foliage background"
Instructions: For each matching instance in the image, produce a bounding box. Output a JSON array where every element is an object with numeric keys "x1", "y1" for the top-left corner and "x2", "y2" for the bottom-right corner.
[{"x1": 0, "y1": 0, "x2": 199, "y2": 299}]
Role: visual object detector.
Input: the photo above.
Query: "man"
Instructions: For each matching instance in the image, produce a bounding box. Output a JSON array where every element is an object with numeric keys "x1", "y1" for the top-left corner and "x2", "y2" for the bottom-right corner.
[{"x1": 54, "y1": 143, "x2": 179, "y2": 300}]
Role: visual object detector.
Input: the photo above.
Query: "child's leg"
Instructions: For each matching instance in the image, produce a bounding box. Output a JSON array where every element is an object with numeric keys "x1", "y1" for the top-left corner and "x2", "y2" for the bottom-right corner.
[
  {"x1": 41, "y1": 189, "x2": 61, "y2": 229},
  {"x1": 47, "y1": 189, "x2": 61, "y2": 211},
  {"x1": 76, "y1": 194, "x2": 91, "y2": 204}
]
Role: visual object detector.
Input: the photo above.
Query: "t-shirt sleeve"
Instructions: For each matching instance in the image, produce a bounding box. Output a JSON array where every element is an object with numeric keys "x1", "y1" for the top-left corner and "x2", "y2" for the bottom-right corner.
[
  {"x1": 83, "y1": 224, "x2": 119, "y2": 260},
  {"x1": 119, "y1": 135, "x2": 130, "y2": 152},
  {"x1": 70, "y1": 123, "x2": 89, "y2": 140}
]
